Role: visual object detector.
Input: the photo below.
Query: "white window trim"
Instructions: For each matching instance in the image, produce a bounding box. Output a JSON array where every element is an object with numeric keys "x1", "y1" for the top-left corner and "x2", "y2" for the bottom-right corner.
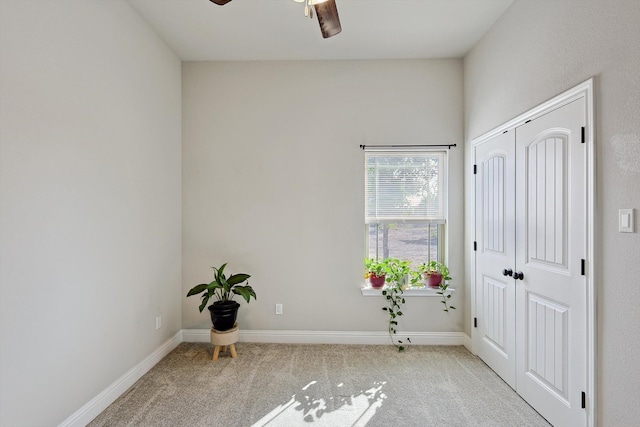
[{"x1": 363, "y1": 147, "x2": 450, "y2": 267}]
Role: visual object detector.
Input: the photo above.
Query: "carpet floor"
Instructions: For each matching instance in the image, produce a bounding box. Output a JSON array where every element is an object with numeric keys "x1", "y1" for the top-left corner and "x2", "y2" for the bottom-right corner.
[{"x1": 89, "y1": 342, "x2": 550, "y2": 426}]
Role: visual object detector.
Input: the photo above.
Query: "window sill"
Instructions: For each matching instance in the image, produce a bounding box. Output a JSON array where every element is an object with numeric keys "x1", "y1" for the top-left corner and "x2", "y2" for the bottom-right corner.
[{"x1": 360, "y1": 284, "x2": 455, "y2": 297}]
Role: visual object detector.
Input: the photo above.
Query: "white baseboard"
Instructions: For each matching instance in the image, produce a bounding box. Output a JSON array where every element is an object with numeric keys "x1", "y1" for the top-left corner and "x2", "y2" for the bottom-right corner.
[
  {"x1": 461, "y1": 333, "x2": 472, "y2": 352},
  {"x1": 182, "y1": 328, "x2": 470, "y2": 346},
  {"x1": 58, "y1": 330, "x2": 183, "y2": 427}
]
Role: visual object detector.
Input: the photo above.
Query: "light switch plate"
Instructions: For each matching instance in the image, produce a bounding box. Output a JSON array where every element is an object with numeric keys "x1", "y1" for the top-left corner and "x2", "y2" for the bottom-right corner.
[{"x1": 619, "y1": 209, "x2": 635, "y2": 233}]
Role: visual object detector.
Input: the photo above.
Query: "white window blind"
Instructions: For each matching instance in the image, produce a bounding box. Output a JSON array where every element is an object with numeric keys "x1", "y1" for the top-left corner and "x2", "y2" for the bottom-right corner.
[{"x1": 365, "y1": 149, "x2": 447, "y2": 224}]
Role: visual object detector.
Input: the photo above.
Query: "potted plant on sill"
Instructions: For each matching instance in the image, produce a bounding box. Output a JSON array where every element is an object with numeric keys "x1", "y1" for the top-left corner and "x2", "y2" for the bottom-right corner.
[
  {"x1": 417, "y1": 261, "x2": 456, "y2": 312},
  {"x1": 419, "y1": 260, "x2": 451, "y2": 288},
  {"x1": 385, "y1": 258, "x2": 411, "y2": 288},
  {"x1": 186, "y1": 262, "x2": 256, "y2": 331},
  {"x1": 365, "y1": 258, "x2": 388, "y2": 289}
]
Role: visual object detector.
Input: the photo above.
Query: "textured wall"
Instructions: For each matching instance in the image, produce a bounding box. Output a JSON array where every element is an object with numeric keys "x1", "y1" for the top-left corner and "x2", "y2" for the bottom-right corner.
[
  {"x1": 464, "y1": 1, "x2": 640, "y2": 424},
  {"x1": 0, "y1": 1, "x2": 182, "y2": 425},
  {"x1": 182, "y1": 60, "x2": 465, "y2": 333}
]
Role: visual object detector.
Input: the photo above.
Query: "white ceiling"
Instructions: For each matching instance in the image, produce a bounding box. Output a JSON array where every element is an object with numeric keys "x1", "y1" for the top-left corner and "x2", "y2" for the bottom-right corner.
[{"x1": 127, "y1": 0, "x2": 513, "y2": 61}]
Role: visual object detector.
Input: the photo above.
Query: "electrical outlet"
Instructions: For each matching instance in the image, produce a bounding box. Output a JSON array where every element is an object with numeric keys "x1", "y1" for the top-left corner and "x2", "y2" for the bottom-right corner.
[
  {"x1": 275, "y1": 304, "x2": 283, "y2": 315},
  {"x1": 155, "y1": 315, "x2": 162, "y2": 330}
]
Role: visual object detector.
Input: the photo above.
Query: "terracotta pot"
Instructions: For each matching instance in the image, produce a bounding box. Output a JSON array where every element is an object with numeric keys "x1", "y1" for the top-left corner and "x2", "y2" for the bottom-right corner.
[
  {"x1": 369, "y1": 274, "x2": 386, "y2": 289},
  {"x1": 427, "y1": 272, "x2": 443, "y2": 288}
]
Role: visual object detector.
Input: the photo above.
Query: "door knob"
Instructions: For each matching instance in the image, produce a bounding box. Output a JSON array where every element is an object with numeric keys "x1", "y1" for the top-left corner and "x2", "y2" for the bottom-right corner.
[
  {"x1": 513, "y1": 271, "x2": 524, "y2": 280},
  {"x1": 502, "y1": 268, "x2": 513, "y2": 277}
]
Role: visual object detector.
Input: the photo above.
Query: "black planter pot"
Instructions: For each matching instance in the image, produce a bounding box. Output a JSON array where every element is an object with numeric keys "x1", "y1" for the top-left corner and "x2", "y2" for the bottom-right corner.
[{"x1": 208, "y1": 301, "x2": 240, "y2": 331}]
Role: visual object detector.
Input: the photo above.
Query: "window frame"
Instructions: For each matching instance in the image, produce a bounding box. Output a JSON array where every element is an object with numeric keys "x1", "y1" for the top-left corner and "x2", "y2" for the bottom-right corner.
[
  {"x1": 365, "y1": 222, "x2": 445, "y2": 266},
  {"x1": 363, "y1": 147, "x2": 449, "y2": 271}
]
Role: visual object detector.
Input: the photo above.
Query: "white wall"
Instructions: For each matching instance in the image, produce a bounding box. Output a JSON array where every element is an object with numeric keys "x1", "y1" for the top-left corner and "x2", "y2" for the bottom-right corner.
[
  {"x1": 0, "y1": 1, "x2": 181, "y2": 425},
  {"x1": 182, "y1": 60, "x2": 464, "y2": 333},
  {"x1": 464, "y1": 1, "x2": 640, "y2": 425}
]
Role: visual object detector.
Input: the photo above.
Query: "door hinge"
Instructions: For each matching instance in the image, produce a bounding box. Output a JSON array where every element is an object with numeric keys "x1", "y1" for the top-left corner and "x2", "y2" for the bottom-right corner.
[
  {"x1": 473, "y1": 164, "x2": 477, "y2": 174},
  {"x1": 474, "y1": 317, "x2": 478, "y2": 328},
  {"x1": 581, "y1": 391, "x2": 586, "y2": 409},
  {"x1": 473, "y1": 241, "x2": 477, "y2": 251},
  {"x1": 581, "y1": 126, "x2": 586, "y2": 143},
  {"x1": 581, "y1": 259, "x2": 586, "y2": 276}
]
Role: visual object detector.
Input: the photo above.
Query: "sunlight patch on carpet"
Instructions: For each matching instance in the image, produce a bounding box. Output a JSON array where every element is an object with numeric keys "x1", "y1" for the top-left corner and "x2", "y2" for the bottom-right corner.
[{"x1": 251, "y1": 381, "x2": 387, "y2": 426}]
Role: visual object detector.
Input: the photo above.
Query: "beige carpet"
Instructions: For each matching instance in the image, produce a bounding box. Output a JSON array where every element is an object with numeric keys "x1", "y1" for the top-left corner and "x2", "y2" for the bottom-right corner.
[{"x1": 89, "y1": 342, "x2": 550, "y2": 426}]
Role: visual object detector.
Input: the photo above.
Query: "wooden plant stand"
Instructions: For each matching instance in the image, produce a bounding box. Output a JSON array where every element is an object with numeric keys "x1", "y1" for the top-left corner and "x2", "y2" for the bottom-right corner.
[{"x1": 210, "y1": 323, "x2": 239, "y2": 361}]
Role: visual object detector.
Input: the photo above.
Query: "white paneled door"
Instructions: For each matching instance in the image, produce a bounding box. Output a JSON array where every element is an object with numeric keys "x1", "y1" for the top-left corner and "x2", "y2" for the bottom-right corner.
[
  {"x1": 474, "y1": 131, "x2": 517, "y2": 388},
  {"x1": 515, "y1": 98, "x2": 587, "y2": 426},
  {"x1": 474, "y1": 97, "x2": 587, "y2": 426}
]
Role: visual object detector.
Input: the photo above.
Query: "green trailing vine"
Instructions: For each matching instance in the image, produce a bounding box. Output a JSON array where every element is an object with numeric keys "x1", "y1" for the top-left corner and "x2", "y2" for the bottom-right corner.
[
  {"x1": 382, "y1": 283, "x2": 411, "y2": 352},
  {"x1": 381, "y1": 258, "x2": 412, "y2": 352},
  {"x1": 437, "y1": 281, "x2": 456, "y2": 312}
]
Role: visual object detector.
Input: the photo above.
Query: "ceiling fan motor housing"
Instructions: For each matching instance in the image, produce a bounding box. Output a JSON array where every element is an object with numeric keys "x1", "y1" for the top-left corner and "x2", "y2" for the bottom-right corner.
[
  {"x1": 209, "y1": 0, "x2": 342, "y2": 39},
  {"x1": 315, "y1": 0, "x2": 342, "y2": 38}
]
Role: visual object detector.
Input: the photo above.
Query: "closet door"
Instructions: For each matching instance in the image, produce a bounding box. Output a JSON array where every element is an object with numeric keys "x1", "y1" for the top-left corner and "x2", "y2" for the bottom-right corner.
[
  {"x1": 515, "y1": 98, "x2": 587, "y2": 427},
  {"x1": 474, "y1": 131, "x2": 516, "y2": 388}
]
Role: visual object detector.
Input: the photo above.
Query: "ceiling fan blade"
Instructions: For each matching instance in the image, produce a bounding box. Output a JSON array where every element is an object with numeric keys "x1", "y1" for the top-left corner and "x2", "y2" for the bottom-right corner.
[
  {"x1": 209, "y1": 0, "x2": 233, "y2": 5},
  {"x1": 314, "y1": 0, "x2": 342, "y2": 38}
]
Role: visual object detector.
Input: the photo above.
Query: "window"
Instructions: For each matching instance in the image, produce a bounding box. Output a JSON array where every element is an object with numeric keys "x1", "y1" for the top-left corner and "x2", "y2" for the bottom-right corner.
[{"x1": 365, "y1": 148, "x2": 447, "y2": 270}]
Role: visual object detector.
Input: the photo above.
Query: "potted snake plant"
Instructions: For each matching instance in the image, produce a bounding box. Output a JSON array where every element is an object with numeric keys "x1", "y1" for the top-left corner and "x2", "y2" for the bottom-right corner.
[{"x1": 186, "y1": 262, "x2": 256, "y2": 331}]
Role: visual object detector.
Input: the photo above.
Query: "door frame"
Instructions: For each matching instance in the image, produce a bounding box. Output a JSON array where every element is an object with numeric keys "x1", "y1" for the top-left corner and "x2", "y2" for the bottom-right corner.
[{"x1": 470, "y1": 78, "x2": 595, "y2": 426}]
